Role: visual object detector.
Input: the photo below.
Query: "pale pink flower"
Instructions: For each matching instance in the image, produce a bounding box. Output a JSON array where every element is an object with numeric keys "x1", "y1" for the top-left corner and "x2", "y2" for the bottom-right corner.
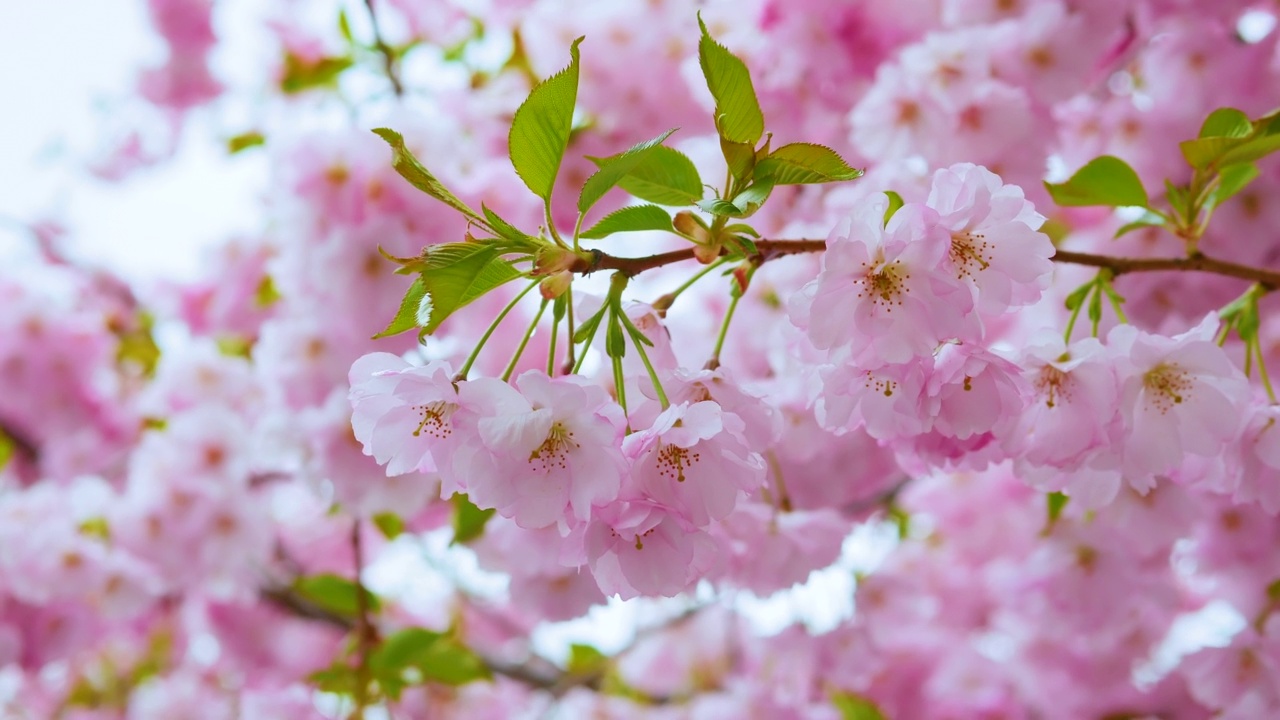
[
  {"x1": 455, "y1": 371, "x2": 626, "y2": 530},
  {"x1": 912, "y1": 343, "x2": 1027, "y2": 467},
  {"x1": 817, "y1": 353, "x2": 933, "y2": 440},
  {"x1": 348, "y1": 352, "x2": 462, "y2": 479},
  {"x1": 1011, "y1": 336, "x2": 1122, "y2": 472},
  {"x1": 791, "y1": 194, "x2": 976, "y2": 364},
  {"x1": 927, "y1": 163, "x2": 1055, "y2": 315},
  {"x1": 624, "y1": 401, "x2": 766, "y2": 528},
  {"x1": 1109, "y1": 317, "x2": 1251, "y2": 488},
  {"x1": 585, "y1": 502, "x2": 715, "y2": 600}
]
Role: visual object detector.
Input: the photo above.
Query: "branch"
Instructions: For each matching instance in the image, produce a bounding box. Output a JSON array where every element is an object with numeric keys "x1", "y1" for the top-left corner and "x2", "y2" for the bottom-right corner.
[
  {"x1": 363, "y1": 0, "x2": 404, "y2": 97},
  {"x1": 570, "y1": 238, "x2": 1280, "y2": 290}
]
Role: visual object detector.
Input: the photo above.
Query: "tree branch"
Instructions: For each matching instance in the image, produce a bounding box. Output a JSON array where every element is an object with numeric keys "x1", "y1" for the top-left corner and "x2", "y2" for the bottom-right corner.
[
  {"x1": 363, "y1": 0, "x2": 404, "y2": 97},
  {"x1": 569, "y1": 238, "x2": 1280, "y2": 290}
]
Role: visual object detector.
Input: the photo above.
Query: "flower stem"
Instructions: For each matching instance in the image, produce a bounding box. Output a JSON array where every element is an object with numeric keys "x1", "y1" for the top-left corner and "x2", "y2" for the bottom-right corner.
[
  {"x1": 503, "y1": 298, "x2": 549, "y2": 382},
  {"x1": 457, "y1": 279, "x2": 538, "y2": 380}
]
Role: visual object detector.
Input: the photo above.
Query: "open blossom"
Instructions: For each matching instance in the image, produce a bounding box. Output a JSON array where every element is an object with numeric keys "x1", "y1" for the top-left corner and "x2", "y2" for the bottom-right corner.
[
  {"x1": 1109, "y1": 316, "x2": 1251, "y2": 489},
  {"x1": 624, "y1": 401, "x2": 766, "y2": 528},
  {"x1": 926, "y1": 162, "x2": 1055, "y2": 315},
  {"x1": 584, "y1": 501, "x2": 715, "y2": 600},
  {"x1": 817, "y1": 352, "x2": 933, "y2": 440},
  {"x1": 348, "y1": 352, "x2": 461, "y2": 479},
  {"x1": 454, "y1": 371, "x2": 626, "y2": 530},
  {"x1": 1011, "y1": 336, "x2": 1122, "y2": 471},
  {"x1": 791, "y1": 193, "x2": 976, "y2": 365}
]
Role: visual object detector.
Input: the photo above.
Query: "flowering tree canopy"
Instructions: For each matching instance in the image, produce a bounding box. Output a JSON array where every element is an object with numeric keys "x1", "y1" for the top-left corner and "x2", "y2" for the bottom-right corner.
[{"x1": 6, "y1": 0, "x2": 1280, "y2": 717}]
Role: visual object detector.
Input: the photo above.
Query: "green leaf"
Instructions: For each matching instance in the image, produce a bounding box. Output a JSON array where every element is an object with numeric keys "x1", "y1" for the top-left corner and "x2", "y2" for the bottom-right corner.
[
  {"x1": 1064, "y1": 280, "x2": 1094, "y2": 312},
  {"x1": 699, "y1": 184, "x2": 774, "y2": 218},
  {"x1": 293, "y1": 573, "x2": 381, "y2": 617},
  {"x1": 1206, "y1": 162, "x2": 1260, "y2": 213},
  {"x1": 1114, "y1": 209, "x2": 1167, "y2": 238},
  {"x1": 1199, "y1": 108, "x2": 1252, "y2": 139},
  {"x1": 605, "y1": 313, "x2": 627, "y2": 358},
  {"x1": 754, "y1": 143, "x2": 863, "y2": 185},
  {"x1": 832, "y1": 691, "x2": 887, "y2": 720},
  {"x1": 372, "y1": 128, "x2": 487, "y2": 226},
  {"x1": 370, "y1": 628, "x2": 491, "y2": 687},
  {"x1": 227, "y1": 131, "x2": 265, "y2": 154},
  {"x1": 508, "y1": 37, "x2": 584, "y2": 201},
  {"x1": 451, "y1": 493, "x2": 495, "y2": 544},
  {"x1": 375, "y1": 276, "x2": 429, "y2": 339},
  {"x1": 337, "y1": 9, "x2": 354, "y2": 44},
  {"x1": 1046, "y1": 491, "x2": 1069, "y2": 525},
  {"x1": 412, "y1": 243, "x2": 524, "y2": 335},
  {"x1": 373, "y1": 512, "x2": 404, "y2": 540},
  {"x1": 1180, "y1": 136, "x2": 1245, "y2": 169},
  {"x1": 1217, "y1": 134, "x2": 1280, "y2": 166},
  {"x1": 1045, "y1": 156, "x2": 1148, "y2": 208},
  {"x1": 254, "y1": 274, "x2": 282, "y2": 308},
  {"x1": 698, "y1": 15, "x2": 764, "y2": 145},
  {"x1": 579, "y1": 129, "x2": 678, "y2": 214},
  {"x1": 567, "y1": 644, "x2": 609, "y2": 676},
  {"x1": 308, "y1": 664, "x2": 360, "y2": 695},
  {"x1": 0, "y1": 429, "x2": 13, "y2": 473},
  {"x1": 883, "y1": 191, "x2": 904, "y2": 227},
  {"x1": 481, "y1": 205, "x2": 537, "y2": 246},
  {"x1": 721, "y1": 137, "x2": 756, "y2": 186},
  {"x1": 580, "y1": 204, "x2": 674, "y2": 239},
  {"x1": 605, "y1": 146, "x2": 703, "y2": 206},
  {"x1": 280, "y1": 53, "x2": 353, "y2": 94}
]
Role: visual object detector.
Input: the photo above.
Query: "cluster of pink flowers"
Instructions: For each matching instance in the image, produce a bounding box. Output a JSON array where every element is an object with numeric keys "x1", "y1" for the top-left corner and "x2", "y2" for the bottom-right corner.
[{"x1": 7, "y1": 0, "x2": 1280, "y2": 717}]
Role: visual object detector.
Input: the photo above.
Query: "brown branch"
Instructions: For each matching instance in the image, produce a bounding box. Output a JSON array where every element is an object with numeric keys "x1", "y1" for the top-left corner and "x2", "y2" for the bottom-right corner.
[
  {"x1": 570, "y1": 238, "x2": 1280, "y2": 290},
  {"x1": 363, "y1": 0, "x2": 404, "y2": 97},
  {"x1": 1050, "y1": 249, "x2": 1280, "y2": 289}
]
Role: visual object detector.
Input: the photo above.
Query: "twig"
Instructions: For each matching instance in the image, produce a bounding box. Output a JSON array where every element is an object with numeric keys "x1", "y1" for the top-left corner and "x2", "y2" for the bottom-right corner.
[{"x1": 363, "y1": 0, "x2": 404, "y2": 97}]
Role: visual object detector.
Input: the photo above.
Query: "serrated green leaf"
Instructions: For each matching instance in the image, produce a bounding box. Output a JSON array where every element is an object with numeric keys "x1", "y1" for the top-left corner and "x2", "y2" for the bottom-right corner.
[
  {"x1": 227, "y1": 131, "x2": 265, "y2": 154},
  {"x1": 724, "y1": 223, "x2": 759, "y2": 237},
  {"x1": 579, "y1": 129, "x2": 678, "y2": 214},
  {"x1": 832, "y1": 691, "x2": 887, "y2": 720},
  {"x1": 696, "y1": 183, "x2": 773, "y2": 218},
  {"x1": 281, "y1": 53, "x2": 353, "y2": 94},
  {"x1": 372, "y1": 128, "x2": 486, "y2": 226},
  {"x1": 375, "y1": 277, "x2": 429, "y2": 339},
  {"x1": 509, "y1": 37, "x2": 583, "y2": 201},
  {"x1": 605, "y1": 146, "x2": 703, "y2": 206},
  {"x1": 1180, "y1": 136, "x2": 1246, "y2": 169},
  {"x1": 373, "y1": 512, "x2": 404, "y2": 540},
  {"x1": 698, "y1": 15, "x2": 764, "y2": 145},
  {"x1": 721, "y1": 137, "x2": 756, "y2": 185},
  {"x1": 697, "y1": 197, "x2": 741, "y2": 217},
  {"x1": 754, "y1": 143, "x2": 863, "y2": 185},
  {"x1": 883, "y1": 191, "x2": 904, "y2": 227},
  {"x1": 407, "y1": 243, "x2": 523, "y2": 335},
  {"x1": 1199, "y1": 108, "x2": 1252, "y2": 139},
  {"x1": 580, "y1": 204, "x2": 674, "y2": 239},
  {"x1": 481, "y1": 204, "x2": 537, "y2": 246},
  {"x1": 451, "y1": 493, "x2": 495, "y2": 544},
  {"x1": 294, "y1": 573, "x2": 381, "y2": 617},
  {"x1": 1045, "y1": 156, "x2": 1148, "y2": 208}
]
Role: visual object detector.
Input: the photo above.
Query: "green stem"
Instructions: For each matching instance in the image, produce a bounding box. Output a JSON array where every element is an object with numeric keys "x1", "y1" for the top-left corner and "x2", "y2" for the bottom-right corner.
[
  {"x1": 1256, "y1": 340, "x2": 1277, "y2": 403},
  {"x1": 563, "y1": 286, "x2": 576, "y2": 375},
  {"x1": 502, "y1": 299, "x2": 549, "y2": 382},
  {"x1": 612, "y1": 354, "x2": 629, "y2": 429},
  {"x1": 571, "y1": 212, "x2": 586, "y2": 253},
  {"x1": 547, "y1": 305, "x2": 560, "y2": 376},
  {"x1": 652, "y1": 257, "x2": 729, "y2": 315},
  {"x1": 627, "y1": 324, "x2": 669, "y2": 410},
  {"x1": 707, "y1": 267, "x2": 754, "y2": 370},
  {"x1": 571, "y1": 307, "x2": 606, "y2": 374},
  {"x1": 457, "y1": 279, "x2": 538, "y2": 380},
  {"x1": 545, "y1": 199, "x2": 566, "y2": 248}
]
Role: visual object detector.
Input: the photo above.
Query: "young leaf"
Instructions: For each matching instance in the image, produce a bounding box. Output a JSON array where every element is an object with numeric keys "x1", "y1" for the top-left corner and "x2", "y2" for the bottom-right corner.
[
  {"x1": 1046, "y1": 491, "x2": 1069, "y2": 525},
  {"x1": 578, "y1": 129, "x2": 678, "y2": 214},
  {"x1": 372, "y1": 128, "x2": 487, "y2": 226},
  {"x1": 1044, "y1": 156, "x2": 1148, "y2": 208},
  {"x1": 451, "y1": 493, "x2": 495, "y2": 544},
  {"x1": 1205, "y1": 162, "x2": 1260, "y2": 213},
  {"x1": 508, "y1": 37, "x2": 584, "y2": 201},
  {"x1": 413, "y1": 244, "x2": 524, "y2": 335},
  {"x1": 0, "y1": 429, "x2": 12, "y2": 473},
  {"x1": 372, "y1": 512, "x2": 404, "y2": 540},
  {"x1": 721, "y1": 137, "x2": 756, "y2": 185},
  {"x1": 1114, "y1": 209, "x2": 1167, "y2": 238},
  {"x1": 293, "y1": 574, "x2": 381, "y2": 617},
  {"x1": 280, "y1": 53, "x2": 352, "y2": 94},
  {"x1": 697, "y1": 14, "x2": 764, "y2": 145},
  {"x1": 1217, "y1": 134, "x2": 1280, "y2": 166},
  {"x1": 374, "y1": 277, "x2": 429, "y2": 339},
  {"x1": 696, "y1": 183, "x2": 773, "y2": 218},
  {"x1": 580, "y1": 204, "x2": 674, "y2": 239},
  {"x1": 481, "y1": 204, "x2": 537, "y2": 246},
  {"x1": 832, "y1": 691, "x2": 887, "y2": 720},
  {"x1": 605, "y1": 146, "x2": 703, "y2": 206},
  {"x1": 1199, "y1": 108, "x2": 1252, "y2": 139},
  {"x1": 754, "y1": 143, "x2": 863, "y2": 185},
  {"x1": 227, "y1": 131, "x2": 265, "y2": 154},
  {"x1": 882, "y1": 191, "x2": 904, "y2": 226},
  {"x1": 370, "y1": 628, "x2": 492, "y2": 688}
]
